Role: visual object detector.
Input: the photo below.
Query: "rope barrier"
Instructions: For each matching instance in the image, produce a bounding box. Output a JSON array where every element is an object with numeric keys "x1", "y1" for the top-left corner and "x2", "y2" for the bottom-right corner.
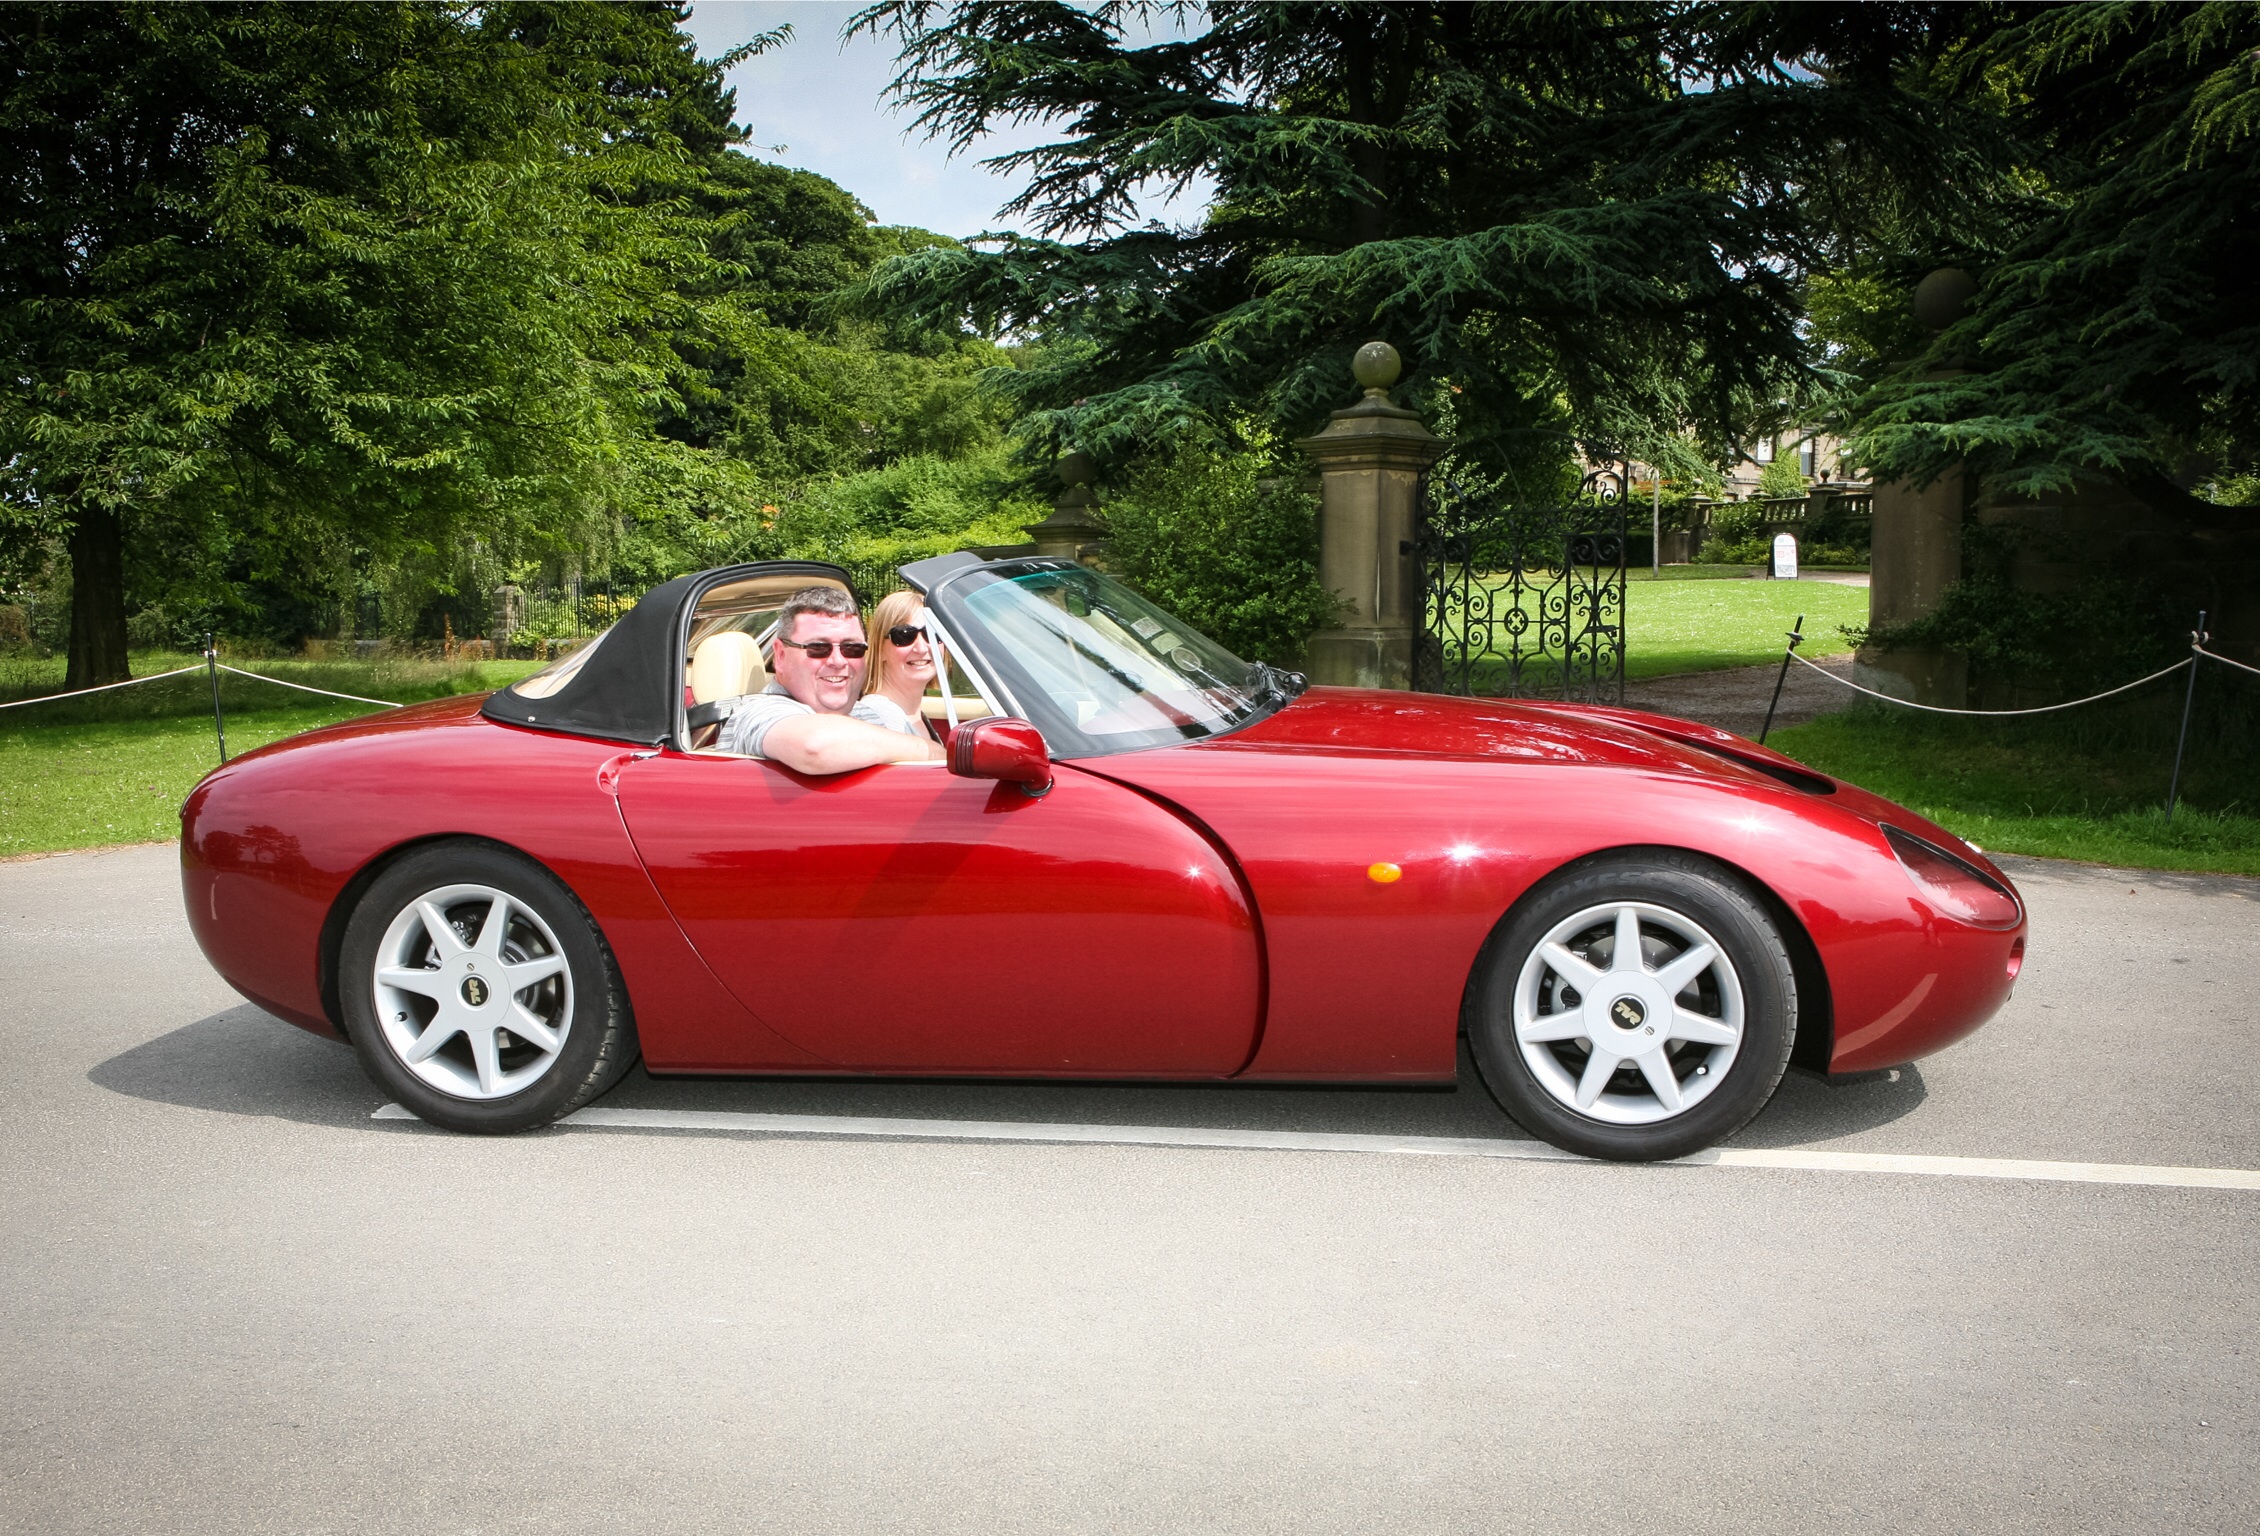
[
  {"x1": 0, "y1": 664, "x2": 204, "y2": 710},
  {"x1": 0, "y1": 661, "x2": 408, "y2": 713},
  {"x1": 1785, "y1": 650, "x2": 2194, "y2": 715},
  {"x1": 215, "y1": 664, "x2": 403, "y2": 709},
  {"x1": 1769, "y1": 612, "x2": 2258, "y2": 826},
  {"x1": 2197, "y1": 645, "x2": 2260, "y2": 680}
]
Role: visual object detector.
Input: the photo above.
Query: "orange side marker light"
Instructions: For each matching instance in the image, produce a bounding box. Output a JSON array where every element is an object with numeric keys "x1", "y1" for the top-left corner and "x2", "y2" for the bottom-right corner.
[{"x1": 1367, "y1": 862, "x2": 1403, "y2": 884}]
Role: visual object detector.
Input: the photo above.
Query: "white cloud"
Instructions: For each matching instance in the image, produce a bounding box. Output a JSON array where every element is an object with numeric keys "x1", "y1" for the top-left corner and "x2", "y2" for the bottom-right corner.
[{"x1": 683, "y1": 1, "x2": 1210, "y2": 240}]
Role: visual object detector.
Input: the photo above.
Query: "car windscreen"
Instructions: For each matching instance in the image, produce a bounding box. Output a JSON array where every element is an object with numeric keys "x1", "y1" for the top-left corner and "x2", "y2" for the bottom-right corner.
[{"x1": 939, "y1": 564, "x2": 1278, "y2": 757}]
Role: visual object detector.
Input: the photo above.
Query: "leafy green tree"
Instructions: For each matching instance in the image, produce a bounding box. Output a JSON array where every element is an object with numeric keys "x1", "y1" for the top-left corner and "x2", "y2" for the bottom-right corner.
[
  {"x1": 1845, "y1": 2, "x2": 2260, "y2": 505},
  {"x1": 0, "y1": 2, "x2": 758, "y2": 684},
  {"x1": 609, "y1": 442, "x2": 1043, "y2": 597},
  {"x1": 1103, "y1": 440, "x2": 1336, "y2": 664},
  {"x1": 664, "y1": 153, "x2": 1019, "y2": 482},
  {"x1": 1756, "y1": 453, "x2": 1809, "y2": 500},
  {"x1": 846, "y1": 1, "x2": 2006, "y2": 486}
]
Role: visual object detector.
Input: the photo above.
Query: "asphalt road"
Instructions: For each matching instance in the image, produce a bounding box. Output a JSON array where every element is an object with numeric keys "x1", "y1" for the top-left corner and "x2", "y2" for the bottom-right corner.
[{"x1": 3, "y1": 843, "x2": 2256, "y2": 1533}]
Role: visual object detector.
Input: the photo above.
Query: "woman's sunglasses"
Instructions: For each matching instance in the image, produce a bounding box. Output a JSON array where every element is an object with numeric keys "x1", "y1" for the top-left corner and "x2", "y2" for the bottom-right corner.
[
  {"x1": 776, "y1": 637, "x2": 868, "y2": 660},
  {"x1": 886, "y1": 625, "x2": 928, "y2": 647}
]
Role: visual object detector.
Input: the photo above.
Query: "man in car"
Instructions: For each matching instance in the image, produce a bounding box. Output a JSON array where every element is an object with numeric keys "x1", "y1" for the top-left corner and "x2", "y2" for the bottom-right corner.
[{"x1": 718, "y1": 586, "x2": 945, "y2": 772}]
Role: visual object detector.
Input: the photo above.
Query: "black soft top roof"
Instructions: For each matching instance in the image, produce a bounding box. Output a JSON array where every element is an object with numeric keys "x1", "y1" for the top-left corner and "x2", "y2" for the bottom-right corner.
[{"x1": 478, "y1": 561, "x2": 854, "y2": 746}]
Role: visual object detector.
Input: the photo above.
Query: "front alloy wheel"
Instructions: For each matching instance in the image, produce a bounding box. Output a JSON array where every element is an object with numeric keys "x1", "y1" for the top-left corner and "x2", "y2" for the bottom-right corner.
[
  {"x1": 1512, "y1": 901, "x2": 1744, "y2": 1126},
  {"x1": 1471, "y1": 853, "x2": 1796, "y2": 1161}
]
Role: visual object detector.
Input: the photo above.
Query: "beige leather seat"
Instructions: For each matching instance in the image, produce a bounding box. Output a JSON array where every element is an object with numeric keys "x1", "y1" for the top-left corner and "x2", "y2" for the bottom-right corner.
[
  {"x1": 688, "y1": 631, "x2": 767, "y2": 705},
  {"x1": 919, "y1": 693, "x2": 994, "y2": 722}
]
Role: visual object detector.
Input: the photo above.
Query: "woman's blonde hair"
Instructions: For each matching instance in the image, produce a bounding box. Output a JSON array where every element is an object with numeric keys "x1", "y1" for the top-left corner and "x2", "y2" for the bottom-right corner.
[{"x1": 863, "y1": 589, "x2": 930, "y2": 699}]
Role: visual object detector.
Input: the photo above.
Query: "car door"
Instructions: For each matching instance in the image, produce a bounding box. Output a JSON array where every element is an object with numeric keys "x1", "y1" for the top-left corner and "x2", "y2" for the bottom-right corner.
[{"x1": 615, "y1": 752, "x2": 1262, "y2": 1075}]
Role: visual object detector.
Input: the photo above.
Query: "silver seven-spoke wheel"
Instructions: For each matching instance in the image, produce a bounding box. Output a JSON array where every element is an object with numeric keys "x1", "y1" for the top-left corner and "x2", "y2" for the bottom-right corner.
[
  {"x1": 1470, "y1": 853, "x2": 1796, "y2": 1162},
  {"x1": 1513, "y1": 901, "x2": 1743, "y2": 1126},
  {"x1": 340, "y1": 842, "x2": 636, "y2": 1133},
  {"x1": 372, "y1": 883, "x2": 575, "y2": 1100}
]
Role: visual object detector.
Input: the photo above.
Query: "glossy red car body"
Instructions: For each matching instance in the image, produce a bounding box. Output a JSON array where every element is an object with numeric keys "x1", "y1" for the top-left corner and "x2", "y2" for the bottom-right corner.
[{"x1": 182, "y1": 678, "x2": 2024, "y2": 1085}]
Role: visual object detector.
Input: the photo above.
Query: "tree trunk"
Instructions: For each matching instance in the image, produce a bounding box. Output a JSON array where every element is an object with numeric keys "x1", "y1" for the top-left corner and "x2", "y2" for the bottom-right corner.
[
  {"x1": 1339, "y1": 16, "x2": 1403, "y2": 248},
  {"x1": 65, "y1": 506, "x2": 131, "y2": 689}
]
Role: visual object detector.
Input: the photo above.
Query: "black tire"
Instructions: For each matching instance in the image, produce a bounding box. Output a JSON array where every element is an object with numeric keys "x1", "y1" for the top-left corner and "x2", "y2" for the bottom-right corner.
[
  {"x1": 339, "y1": 840, "x2": 638, "y2": 1134},
  {"x1": 1467, "y1": 851, "x2": 1796, "y2": 1162}
]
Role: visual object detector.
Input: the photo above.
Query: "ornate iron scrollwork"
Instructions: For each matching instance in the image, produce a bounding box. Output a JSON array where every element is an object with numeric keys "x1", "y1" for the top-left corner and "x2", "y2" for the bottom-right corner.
[{"x1": 1416, "y1": 469, "x2": 1627, "y2": 702}]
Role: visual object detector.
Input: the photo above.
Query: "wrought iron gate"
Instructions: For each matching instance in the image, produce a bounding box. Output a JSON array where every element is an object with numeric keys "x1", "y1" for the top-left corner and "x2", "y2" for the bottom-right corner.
[{"x1": 1416, "y1": 466, "x2": 1628, "y2": 701}]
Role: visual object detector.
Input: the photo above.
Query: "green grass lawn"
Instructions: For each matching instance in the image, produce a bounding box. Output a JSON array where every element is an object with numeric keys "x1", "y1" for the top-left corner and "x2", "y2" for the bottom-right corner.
[
  {"x1": 2, "y1": 653, "x2": 540, "y2": 856},
  {"x1": 1623, "y1": 571, "x2": 1865, "y2": 678},
  {"x1": 1769, "y1": 697, "x2": 2260, "y2": 876}
]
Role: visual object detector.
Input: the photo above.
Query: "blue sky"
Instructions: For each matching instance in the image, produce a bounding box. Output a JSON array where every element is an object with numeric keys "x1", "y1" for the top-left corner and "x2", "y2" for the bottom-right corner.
[{"x1": 682, "y1": 2, "x2": 1206, "y2": 240}]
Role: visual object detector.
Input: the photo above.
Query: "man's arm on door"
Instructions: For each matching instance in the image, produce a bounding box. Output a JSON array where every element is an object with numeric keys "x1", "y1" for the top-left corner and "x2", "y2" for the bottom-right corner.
[{"x1": 760, "y1": 712, "x2": 946, "y2": 775}]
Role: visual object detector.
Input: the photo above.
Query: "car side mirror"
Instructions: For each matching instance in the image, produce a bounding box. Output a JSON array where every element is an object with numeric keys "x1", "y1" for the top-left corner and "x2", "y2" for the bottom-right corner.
[{"x1": 948, "y1": 717, "x2": 1053, "y2": 797}]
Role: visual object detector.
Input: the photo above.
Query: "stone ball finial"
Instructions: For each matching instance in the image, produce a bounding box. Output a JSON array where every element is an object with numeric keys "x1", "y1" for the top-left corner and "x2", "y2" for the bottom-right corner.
[
  {"x1": 1913, "y1": 267, "x2": 1978, "y2": 333},
  {"x1": 1056, "y1": 449, "x2": 1097, "y2": 486},
  {"x1": 1352, "y1": 340, "x2": 1402, "y2": 397}
]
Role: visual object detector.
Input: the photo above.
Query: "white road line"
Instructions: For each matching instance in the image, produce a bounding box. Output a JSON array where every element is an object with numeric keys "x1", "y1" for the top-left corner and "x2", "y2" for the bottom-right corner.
[{"x1": 370, "y1": 1103, "x2": 2260, "y2": 1191}]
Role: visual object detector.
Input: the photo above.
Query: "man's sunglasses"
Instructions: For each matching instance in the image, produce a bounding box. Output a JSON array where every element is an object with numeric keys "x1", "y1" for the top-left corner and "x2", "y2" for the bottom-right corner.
[
  {"x1": 776, "y1": 637, "x2": 868, "y2": 660},
  {"x1": 885, "y1": 625, "x2": 929, "y2": 647}
]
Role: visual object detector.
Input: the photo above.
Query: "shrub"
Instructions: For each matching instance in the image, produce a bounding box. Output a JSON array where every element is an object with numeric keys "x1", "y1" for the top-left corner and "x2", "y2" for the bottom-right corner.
[
  {"x1": 1102, "y1": 445, "x2": 1341, "y2": 665},
  {"x1": 607, "y1": 445, "x2": 1046, "y2": 596},
  {"x1": 1756, "y1": 455, "x2": 1808, "y2": 501},
  {"x1": 1858, "y1": 521, "x2": 2189, "y2": 696},
  {"x1": 770, "y1": 447, "x2": 1045, "y2": 578},
  {"x1": 1695, "y1": 499, "x2": 1770, "y2": 564}
]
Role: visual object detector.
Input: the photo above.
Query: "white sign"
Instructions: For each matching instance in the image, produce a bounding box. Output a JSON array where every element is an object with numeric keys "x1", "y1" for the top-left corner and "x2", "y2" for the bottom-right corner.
[{"x1": 1771, "y1": 532, "x2": 1799, "y2": 580}]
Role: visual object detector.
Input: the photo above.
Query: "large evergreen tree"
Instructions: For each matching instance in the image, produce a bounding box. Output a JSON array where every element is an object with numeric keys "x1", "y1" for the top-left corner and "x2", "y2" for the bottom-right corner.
[
  {"x1": 845, "y1": 1, "x2": 2006, "y2": 483},
  {"x1": 1845, "y1": 2, "x2": 2260, "y2": 508}
]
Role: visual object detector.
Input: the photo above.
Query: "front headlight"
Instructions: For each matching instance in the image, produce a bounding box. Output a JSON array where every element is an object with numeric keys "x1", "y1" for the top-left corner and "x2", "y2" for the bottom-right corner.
[{"x1": 1883, "y1": 826, "x2": 2022, "y2": 929}]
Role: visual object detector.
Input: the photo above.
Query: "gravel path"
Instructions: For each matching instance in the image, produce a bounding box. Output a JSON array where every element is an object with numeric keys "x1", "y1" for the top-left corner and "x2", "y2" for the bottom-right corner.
[{"x1": 1623, "y1": 649, "x2": 1857, "y2": 738}]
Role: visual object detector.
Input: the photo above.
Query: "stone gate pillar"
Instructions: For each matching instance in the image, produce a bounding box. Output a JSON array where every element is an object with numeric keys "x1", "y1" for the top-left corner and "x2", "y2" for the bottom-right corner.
[
  {"x1": 1297, "y1": 343, "x2": 1447, "y2": 688},
  {"x1": 1855, "y1": 268, "x2": 1976, "y2": 706},
  {"x1": 1023, "y1": 450, "x2": 1107, "y2": 561},
  {"x1": 490, "y1": 584, "x2": 525, "y2": 652}
]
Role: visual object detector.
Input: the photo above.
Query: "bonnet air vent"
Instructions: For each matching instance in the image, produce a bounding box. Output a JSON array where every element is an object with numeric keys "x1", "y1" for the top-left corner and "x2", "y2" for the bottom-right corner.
[{"x1": 1673, "y1": 736, "x2": 1837, "y2": 795}]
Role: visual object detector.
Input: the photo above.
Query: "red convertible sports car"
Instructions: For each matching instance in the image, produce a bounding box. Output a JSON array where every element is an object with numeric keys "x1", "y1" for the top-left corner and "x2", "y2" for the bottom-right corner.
[{"x1": 181, "y1": 555, "x2": 2026, "y2": 1161}]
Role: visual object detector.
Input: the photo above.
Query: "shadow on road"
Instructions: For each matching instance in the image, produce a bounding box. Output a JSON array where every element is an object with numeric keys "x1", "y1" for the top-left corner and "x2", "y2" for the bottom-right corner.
[
  {"x1": 1728, "y1": 1064, "x2": 1928, "y2": 1148},
  {"x1": 88, "y1": 1005, "x2": 375, "y2": 1129},
  {"x1": 91, "y1": 1006, "x2": 1928, "y2": 1150}
]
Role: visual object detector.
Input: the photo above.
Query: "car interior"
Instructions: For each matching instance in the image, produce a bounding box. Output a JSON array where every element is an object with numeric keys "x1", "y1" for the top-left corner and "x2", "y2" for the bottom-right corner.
[{"x1": 681, "y1": 571, "x2": 996, "y2": 753}]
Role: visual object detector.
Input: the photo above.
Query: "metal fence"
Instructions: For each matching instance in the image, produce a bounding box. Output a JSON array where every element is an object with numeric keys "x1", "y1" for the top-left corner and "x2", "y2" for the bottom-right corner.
[{"x1": 1416, "y1": 467, "x2": 1628, "y2": 702}]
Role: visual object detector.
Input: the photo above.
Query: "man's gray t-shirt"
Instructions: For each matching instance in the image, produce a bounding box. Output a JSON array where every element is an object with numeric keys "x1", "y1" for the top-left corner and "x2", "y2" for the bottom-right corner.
[{"x1": 716, "y1": 683, "x2": 924, "y2": 759}]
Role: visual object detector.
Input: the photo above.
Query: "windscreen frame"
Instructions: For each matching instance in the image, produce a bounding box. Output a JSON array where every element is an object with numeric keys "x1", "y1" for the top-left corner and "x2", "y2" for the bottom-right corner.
[{"x1": 920, "y1": 557, "x2": 1280, "y2": 760}]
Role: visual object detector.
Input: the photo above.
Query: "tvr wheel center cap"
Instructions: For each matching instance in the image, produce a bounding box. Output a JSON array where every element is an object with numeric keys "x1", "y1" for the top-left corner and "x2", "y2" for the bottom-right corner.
[
  {"x1": 459, "y1": 971, "x2": 491, "y2": 1008},
  {"x1": 1589, "y1": 980, "x2": 1667, "y2": 1056}
]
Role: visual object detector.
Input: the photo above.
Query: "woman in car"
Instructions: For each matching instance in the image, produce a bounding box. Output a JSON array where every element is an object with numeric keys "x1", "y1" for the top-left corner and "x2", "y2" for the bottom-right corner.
[{"x1": 860, "y1": 589, "x2": 939, "y2": 739}]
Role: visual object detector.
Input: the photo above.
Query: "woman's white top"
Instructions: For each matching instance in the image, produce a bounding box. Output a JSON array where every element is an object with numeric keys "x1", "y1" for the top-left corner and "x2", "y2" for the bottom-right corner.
[{"x1": 851, "y1": 693, "x2": 925, "y2": 737}]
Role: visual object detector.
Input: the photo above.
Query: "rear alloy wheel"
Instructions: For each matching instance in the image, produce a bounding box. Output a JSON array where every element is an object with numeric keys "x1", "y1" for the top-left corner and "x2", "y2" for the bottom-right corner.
[
  {"x1": 1469, "y1": 854, "x2": 1796, "y2": 1161},
  {"x1": 340, "y1": 842, "x2": 637, "y2": 1133}
]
